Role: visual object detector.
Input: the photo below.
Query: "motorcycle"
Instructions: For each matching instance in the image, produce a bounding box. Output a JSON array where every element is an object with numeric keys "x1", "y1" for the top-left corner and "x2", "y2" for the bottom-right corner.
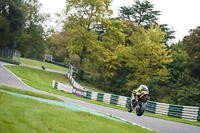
[{"x1": 128, "y1": 93, "x2": 150, "y2": 116}]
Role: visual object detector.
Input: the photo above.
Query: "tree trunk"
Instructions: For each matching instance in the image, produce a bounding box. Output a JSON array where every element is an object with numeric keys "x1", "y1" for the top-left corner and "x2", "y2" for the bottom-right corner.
[{"x1": 77, "y1": 69, "x2": 84, "y2": 80}]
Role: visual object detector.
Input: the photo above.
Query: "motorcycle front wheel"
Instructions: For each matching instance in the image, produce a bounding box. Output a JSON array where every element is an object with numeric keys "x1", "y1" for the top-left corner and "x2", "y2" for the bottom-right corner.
[
  {"x1": 128, "y1": 103, "x2": 133, "y2": 112},
  {"x1": 136, "y1": 101, "x2": 146, "y2": 116}
]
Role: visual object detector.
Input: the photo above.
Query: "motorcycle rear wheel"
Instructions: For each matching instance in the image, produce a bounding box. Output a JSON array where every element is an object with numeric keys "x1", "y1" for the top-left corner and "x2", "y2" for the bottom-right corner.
[{"x1": 136, "y1": 101, "x2": 146, "y2": 116}]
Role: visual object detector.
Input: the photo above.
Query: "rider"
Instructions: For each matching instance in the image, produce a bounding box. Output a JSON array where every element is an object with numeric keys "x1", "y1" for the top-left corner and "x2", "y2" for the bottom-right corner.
[{"x1": 128, "y1": 85, "x2": 149, "y2": 112}]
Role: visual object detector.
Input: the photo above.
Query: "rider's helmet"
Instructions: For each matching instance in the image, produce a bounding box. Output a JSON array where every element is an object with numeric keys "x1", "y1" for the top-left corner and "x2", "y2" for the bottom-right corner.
[{"x1": 138, "y1": 85, "x2": 149, "y2": 93}]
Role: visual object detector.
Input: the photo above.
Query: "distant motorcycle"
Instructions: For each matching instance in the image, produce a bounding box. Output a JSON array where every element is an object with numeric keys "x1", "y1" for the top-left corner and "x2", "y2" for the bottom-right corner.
[{"x1": 128, "y1": 93, "x2": 150, "y2": 116}]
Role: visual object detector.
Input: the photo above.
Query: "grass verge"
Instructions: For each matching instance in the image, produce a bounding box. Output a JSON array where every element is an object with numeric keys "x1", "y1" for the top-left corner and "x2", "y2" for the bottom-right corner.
[
  {"x1": 0, "y1": 85, "x2": 62, "y2": 101},
  {"x1": 0, "y1": 57, "x2": 20, "y2": 65},
  {"x1": 0, "y1": 92, "x2": 156, "y2": 133},
  {"x1": 20, "y1": 57, "x2": 69, "y2": 72},
  {"x1": 4, "y1": 65, "x2": 200, "y2": 127}
]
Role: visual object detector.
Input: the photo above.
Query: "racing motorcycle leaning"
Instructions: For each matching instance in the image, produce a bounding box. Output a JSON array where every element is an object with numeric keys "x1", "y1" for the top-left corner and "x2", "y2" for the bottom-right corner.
[{"x1": 128, "y1": 92, "x2": 150, "y2": 116}]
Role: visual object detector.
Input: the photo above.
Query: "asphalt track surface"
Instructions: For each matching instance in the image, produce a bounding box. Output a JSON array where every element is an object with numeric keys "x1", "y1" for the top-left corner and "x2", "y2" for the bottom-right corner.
[{"x1": 0, "y1": 61, "x2": 200, "y2": 133}]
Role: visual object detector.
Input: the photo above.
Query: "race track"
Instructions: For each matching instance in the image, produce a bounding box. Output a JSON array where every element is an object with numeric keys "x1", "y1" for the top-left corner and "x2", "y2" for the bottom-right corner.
[{"x1": 0, "y1": 61, "x2": 200, "y2": 133}]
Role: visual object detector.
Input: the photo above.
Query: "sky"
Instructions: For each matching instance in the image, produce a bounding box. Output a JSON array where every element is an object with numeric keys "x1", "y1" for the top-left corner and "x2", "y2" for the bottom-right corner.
[{"x1": 39, "y1": 0, "x2": 200, "y2": 44}]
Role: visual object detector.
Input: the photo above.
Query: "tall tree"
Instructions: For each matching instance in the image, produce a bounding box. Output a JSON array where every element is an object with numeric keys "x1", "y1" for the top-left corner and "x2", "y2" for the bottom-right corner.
[
  {"x1": 118, "y1": 0, "x2": 175, "y2": 43},
  {"x1": 118, "y1": 6, "x2": 133, "y2": 20},
  {"x1": 0, "y1": 0, "x2": 24, "y2": 48},
  {"x1": 0, "y1": 14, "x2": 9, "y2": 47},
  {"x1": 119, "y1": 0, "x2": 160, "y2": 26},
  {"x1": 183, "y1": 26, "x2": 200, "y2": 80},
  {"x1": 126, "y1": 25, "x2": 172, "y2": 89},
  {"x1": 64, "y1": 0, "x2": 113, "y2": 80},
  {"x1": 16, "y1": 0, "x2": 51, "y2": 58}
]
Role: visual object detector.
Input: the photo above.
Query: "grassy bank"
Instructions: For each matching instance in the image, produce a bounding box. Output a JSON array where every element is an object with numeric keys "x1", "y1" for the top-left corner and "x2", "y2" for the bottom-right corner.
[
  {"x1": 0, "y1": 57, "x2": 20, "y2": 65},
  {"x1": 20, "y1": 57, "x2": 69, "y2": 72},
  {"x1": 0, "y1": 85, "x2": 62, "y2": 101},
  {"x1": 20, "y1": 58, "x2": 107, "y2": 93},
  {"x1": 4, "y1": 65, "x2": 200, "y2": 127},
  {"x1": 0, "y1": 92, "x2": 156, "y2": 133}
]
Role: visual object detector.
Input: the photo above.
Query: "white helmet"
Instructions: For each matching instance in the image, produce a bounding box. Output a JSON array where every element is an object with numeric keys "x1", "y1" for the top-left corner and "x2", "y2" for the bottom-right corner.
[{"x1": 138, "y1": 85, "x2": 148, "y2": 90}]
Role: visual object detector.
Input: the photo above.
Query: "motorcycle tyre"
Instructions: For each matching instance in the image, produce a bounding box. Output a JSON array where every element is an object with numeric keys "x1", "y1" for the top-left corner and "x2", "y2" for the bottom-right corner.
[{"x1": 136, "y1": 101, "x2": 146, "y2": 116}]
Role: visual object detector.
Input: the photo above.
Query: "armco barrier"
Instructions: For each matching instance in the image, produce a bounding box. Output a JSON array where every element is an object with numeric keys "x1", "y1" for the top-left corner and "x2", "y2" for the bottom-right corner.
[
  {"x1": 110, "y1": 94, "x2": 119, "y2": 106},
  {"x1": 182, "y1": 106, "x2": 199, "y2": 121},
  {"x1": 198, "y1": 107, "x2": 200, "y2": 122},
  {"x1": 118, "y1": 96, "x2": 128, "y2": 108},
  {"x1": 74, "y1": 88, "x2": 85, "y2": 97},
  {"x1": 86, "y1": 91, "x2": 92, "y2": 99},
  {"x1": 155, "y1": 102, "x2": 169, "y2": 115},
  {"x1": 146, "y1": 101, "x2": 157, "y2": 114},
  {"x1": 53, "y1": 74, "x2": 200, "y2": 122},
  {"x1": 97, "y1": 93, "x2": 104, "y2": 102},
  {"x1": 103, "y1": 93, "x2": 112, "y2": 104},
  {"x1": 168, "y1": 105, "x2": 183, "y2": 118},
  {"x1": 52, "y1": 80, "x2": 73, "y2": 94}
]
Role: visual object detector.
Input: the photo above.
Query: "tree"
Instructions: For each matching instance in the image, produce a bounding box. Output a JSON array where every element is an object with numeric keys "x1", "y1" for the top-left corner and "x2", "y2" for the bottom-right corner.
[
  {"x1": 47, "y1": 32, "x2": 69, "y2": 63},
  {"x1": 148, "y1": 42, "x2": 188, "y2": 103},
  {"x1": 64, "y1": 0, "x2": 113, "y2": 80},
  {"x1": 118, "y1": 6, "x2": 134, "y2": 20},
  {"x1": 118, "y1": 0, "x2": 175, "y2": 44},
  {"x1": 0, "y1": 14, "x2": 9, "y2": 47},
  {"x1": 119, "y1": 0, "x2": 160, "y2": 26},
  {"x1": 183, "y1": 26, "x2": 200, "y2": 80},
  {"x1": 16, "y1": 0, "x2": 51, "y2": 58},
  {"x1": 0, "y1": 0, "x2": 24, "y2": 48},
  {"x1": 125, "y1": 25, "x2": 172, "y2": 89},
  {"x1": 168, "y1": 42, "x2": 188, "y2": 85}
]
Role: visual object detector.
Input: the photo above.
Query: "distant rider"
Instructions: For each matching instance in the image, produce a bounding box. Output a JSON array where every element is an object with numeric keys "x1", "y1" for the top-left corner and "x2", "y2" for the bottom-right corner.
[{"x1": 128, "y1": 85, "x2": 149, "y2": 112}]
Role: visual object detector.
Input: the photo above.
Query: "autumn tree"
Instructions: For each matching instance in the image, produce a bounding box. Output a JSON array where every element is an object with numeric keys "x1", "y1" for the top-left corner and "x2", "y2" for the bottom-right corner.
[
  {"x1": 125, "y1": 25, "x2": 172, "y2": 90},
  {"x1": 64, "y1": 0, "x2": 114, "y2": 80}
]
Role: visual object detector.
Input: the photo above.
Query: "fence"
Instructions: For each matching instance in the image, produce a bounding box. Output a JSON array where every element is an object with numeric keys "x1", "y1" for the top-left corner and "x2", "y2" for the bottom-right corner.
[
  {"x1": 52, "y1": 72, "x2": 200, "y2": 122},
  {"x1": 0, "y1": 47, "x2": 21, "y2": 62}
]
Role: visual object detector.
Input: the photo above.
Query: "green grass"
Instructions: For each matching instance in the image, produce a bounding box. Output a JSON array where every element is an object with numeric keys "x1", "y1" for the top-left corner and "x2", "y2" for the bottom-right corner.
[
  {"x1": 143, "y1": 112, "x2": 200, "y2": 127},
  {"x1": 0, "y1": 85, "x2": 62, "y2": 101},
  {"x1": 78, "y1": 79, "x2": 109, "y2": 93},
  {"x1": 20, "y1": 57, "x2": 108, "y2": 93},
  {"x1": 0, "y1": 57, "x2": 20, "y2": 65},
  {"x1": 0, "y1": 92, "x2": 156, "y2": 133},
  {"x1": 20, "y1": 57, "x2": 69, "y2": 72},
  {"x1": 4, "y1": 65, "x2": 200, "y2": 127}
]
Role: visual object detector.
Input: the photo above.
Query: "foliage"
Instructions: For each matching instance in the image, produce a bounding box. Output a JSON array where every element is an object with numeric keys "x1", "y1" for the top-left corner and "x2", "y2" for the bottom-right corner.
[
  {"x1": 168, "y1": 42, "x2": 188, "y2": 85},
  {"x1": 126, "y1": 25, "x2": 172, "y2": 89},
  {"x1": 160, "y1": 24, "x2": 175, "y2": 43},
  {"x1": 117, "y1": 0, "x2": 175, "y2": 44},
  {"x1": 172, "y1": 74, "x2": 200, "y2": 107},
  {"x1": 16, "y1": 0, "x2": 51, "y2": 58},
  {"x1": 183, "y1": 26, "x2": 200, "y2": 80},
  {"x1": 46, "y1": 32, "x2": 69, "y2": 63},
  {"x1": 167, "y1": 26, "x2": 200, "y2": 106},
  {"x1": 0, "y1": 14, "x2": 9, "y2": 47},
  {"x1": 118, "y1": 0, "x2": 160, "y2": 26},
  {"x1": 0, "y1": 0, "x2": 25, "y2": 48},
  {"x1": 64, "y1": 0, "x2": 119, "y2": 80}
]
